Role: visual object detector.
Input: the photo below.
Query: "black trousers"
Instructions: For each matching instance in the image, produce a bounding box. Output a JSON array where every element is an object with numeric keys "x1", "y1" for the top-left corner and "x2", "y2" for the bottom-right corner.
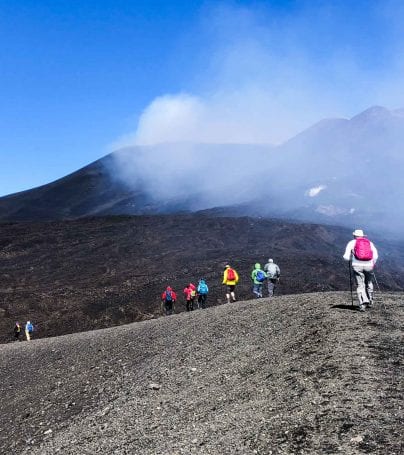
[{"x1": 198, "y1": 294, "x2": 207, "y2": 308}]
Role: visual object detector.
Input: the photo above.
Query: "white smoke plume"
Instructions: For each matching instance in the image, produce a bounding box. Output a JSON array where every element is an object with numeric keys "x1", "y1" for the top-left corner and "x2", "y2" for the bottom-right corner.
[
  {"x1": 109, "y1": 1, "x2": 404, "y2": 234},
  {"x1": 112, "y1": 1, "x2": 404, "y2": 149}
]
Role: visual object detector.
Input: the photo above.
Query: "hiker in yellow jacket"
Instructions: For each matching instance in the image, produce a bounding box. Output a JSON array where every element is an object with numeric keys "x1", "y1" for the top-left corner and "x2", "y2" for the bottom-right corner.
[{"x1": 222, "y1": 264, "x2": 239, "y2": 303}]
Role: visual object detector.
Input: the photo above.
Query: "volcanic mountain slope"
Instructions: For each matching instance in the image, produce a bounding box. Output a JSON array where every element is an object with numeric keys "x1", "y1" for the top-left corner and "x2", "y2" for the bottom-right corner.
[
  {"x1": 1, "y1": 106, "x2": 404, "y2": 237},
  {"x1": 1, "y1": 215, "x2": 404, "y2": 343},
  {"x1": 0, "y1": 292, "x2": 402, "y2": 454}
]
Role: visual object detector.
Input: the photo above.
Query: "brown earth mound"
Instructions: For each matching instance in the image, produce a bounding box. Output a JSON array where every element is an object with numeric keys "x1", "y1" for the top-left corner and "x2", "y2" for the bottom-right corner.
[
  {"x1": 0, "y1": 292, "x2": 402, "y2": 454},
  {"x1": 1, "y1": 215, "x2": 404, "y2": 343}
]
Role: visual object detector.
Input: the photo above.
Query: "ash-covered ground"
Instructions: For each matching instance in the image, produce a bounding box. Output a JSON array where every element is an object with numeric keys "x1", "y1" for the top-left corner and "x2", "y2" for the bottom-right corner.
[{"x1": 1, "y1": 291, "x2": 402, "y2": 454}]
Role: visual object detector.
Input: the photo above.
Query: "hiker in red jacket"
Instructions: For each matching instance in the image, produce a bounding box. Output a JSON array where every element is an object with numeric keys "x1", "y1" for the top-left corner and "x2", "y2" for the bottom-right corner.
[
  {"x1": 161, "y1": 286, "x2": 177, "y2": 315},
  {"x1": 183, "y1": 283, "x2": 196, "y2": 311}
]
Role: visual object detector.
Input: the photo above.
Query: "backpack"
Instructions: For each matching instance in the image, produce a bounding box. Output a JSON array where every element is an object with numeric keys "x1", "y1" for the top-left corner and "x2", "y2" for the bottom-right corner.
[
  {"x1": 165, "y1": 290, "x2": 173, "y2": 302},
  {"x1": 354, "y1": 238, "x2": 373, "y2": 261},
  {"x1": 266, "y1": 263, "x2": 278, "y2": 279},
  {"x1": 190, "y1": 289, "x2": 196, "y2": 298},
  {"x1": 198, "y1": 281, "x2": 208, "y2": 294},
  {"x1": 26, "y1": 323, "x2": 33, "y2": 333},
  {"x1": 227, "y1": 268, "x2": 236, "y2": 281},
  {"x1": 256, "y1": 270, "x2": 266, "y2": 282}
]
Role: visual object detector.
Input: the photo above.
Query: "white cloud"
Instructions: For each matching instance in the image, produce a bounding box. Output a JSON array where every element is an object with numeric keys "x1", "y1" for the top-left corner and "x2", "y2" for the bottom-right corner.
[{"x1": 110, "y1": 2, "x2": 404, "y2": 150}]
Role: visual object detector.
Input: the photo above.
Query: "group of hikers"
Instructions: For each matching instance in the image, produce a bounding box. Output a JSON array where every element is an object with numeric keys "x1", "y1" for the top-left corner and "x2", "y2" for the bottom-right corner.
[
  {"x1": 12, "y1": 229, "x2": 380, "y2": 337},
  {"x1": 161, "y1": 279, "x2": 210, "y2": 315},
  {"x1": 13, "y1": 321, "x2": 34, "y2": 341},
  {"x1": 161, "y1": 228, "x2": 380, "y2": 315},
  {"x1": 160, "y1": 259, "x2": 281, "y2": 315}
]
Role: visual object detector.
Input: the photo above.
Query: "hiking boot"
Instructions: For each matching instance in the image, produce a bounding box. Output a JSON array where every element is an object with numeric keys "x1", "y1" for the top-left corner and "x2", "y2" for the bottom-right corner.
[{"x1": 358, "y1": 305, "x2": 366, "y2": 312}]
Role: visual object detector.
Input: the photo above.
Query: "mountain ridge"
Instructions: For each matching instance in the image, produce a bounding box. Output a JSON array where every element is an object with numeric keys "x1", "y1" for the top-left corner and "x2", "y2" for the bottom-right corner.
[{"x1": 1, "y1": 105, "x2": 403, "y2": 237}]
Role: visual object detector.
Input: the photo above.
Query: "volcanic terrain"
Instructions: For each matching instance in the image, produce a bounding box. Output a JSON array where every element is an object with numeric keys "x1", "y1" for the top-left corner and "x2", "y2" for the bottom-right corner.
[
  {"x1": 1, "y1": 215, "x2": 404, "y2": 343},
  {"x1": 0, "y1": 292, "x2": 402, "y2": 454}
]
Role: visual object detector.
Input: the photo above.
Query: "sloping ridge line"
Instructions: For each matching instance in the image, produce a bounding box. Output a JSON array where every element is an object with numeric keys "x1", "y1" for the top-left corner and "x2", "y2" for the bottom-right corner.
[{"x1": 1, "y1": 291, "x2": 402, "y2": 454}]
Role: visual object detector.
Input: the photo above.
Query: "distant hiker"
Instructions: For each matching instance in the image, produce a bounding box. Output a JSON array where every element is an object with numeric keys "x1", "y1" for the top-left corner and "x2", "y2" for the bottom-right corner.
[
  {"x1": 161, "y1": 286, "x2": 177, "y2": 315},
  {"x1": 197, "y1": 278, "x2": 209, "y2": 309},
  {"x1": 343, "y1": 229, "x2": 378, "y2": 312},
  {"x1": 222, "y1": 265, "x2": 239, "y2": 304},
  {"x1": 25, "y1": 321, "x2": 34, "y2": 341},
  {"x1": 14, "y1": 322, "x2": 22, "y2": 341},
  {"x1": 183, "y1": 283, "x2": 197, "y2": 311},
  {"x1": 251, "y1": 263, "x2": 267, "y2": 298},
  {"x1": 264, "y1": 258, "x2": 281, "y2": 297}
]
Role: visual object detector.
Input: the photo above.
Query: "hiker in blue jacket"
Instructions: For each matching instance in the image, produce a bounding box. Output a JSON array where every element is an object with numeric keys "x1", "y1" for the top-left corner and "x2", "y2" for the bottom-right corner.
[
  {"x1": 197, "y1": 279, "x2": 209, "y2": 309},
  {"x1": 25, "y1": 321, "x2": 34, "y2": 341},
  {"x1": 251, "y1": 263, "x2": 266, "y2": 298}
]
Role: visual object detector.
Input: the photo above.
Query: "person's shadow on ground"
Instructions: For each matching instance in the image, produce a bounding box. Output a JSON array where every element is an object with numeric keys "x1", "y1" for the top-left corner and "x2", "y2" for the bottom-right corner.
[{"x1": 331, "y1": 304, "x2": 359, "y2": 311}]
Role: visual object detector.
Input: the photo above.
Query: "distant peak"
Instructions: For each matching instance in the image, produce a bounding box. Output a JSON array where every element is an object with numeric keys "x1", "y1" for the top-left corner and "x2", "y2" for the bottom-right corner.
[{"x1": 350, "y1": 105, "x2": 390, "y2": 122}]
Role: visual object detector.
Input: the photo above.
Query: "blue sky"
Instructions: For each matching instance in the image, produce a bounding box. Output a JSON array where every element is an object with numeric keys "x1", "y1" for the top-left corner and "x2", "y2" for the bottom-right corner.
[{"x1": 1, "y1": 0, "x2": 404, "y2": 196}]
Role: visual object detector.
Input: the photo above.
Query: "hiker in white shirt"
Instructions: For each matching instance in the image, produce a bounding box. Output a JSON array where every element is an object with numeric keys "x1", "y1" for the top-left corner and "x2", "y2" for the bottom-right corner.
[{"x1": 343, "y1": 229, "x2": 378, "y2": 311}]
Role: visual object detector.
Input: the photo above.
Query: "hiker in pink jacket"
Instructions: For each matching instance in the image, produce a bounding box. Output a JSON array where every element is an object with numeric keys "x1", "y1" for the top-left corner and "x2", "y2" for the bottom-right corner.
[
  {"x1": 343, "y1": 229, "x2": 378, "y2": 311},
  {"x1": 183, "y1": 283, "x2": 196, "y2": 311}
]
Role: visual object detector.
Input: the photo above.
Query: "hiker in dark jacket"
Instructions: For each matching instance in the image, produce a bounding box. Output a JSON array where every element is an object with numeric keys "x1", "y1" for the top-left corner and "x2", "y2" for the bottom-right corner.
[
  {"x1": 343, "y1": 229, "x2": 378, "y2": 312},
  {"x1": 161, "y1": 286, "x2": 177, "y2": 315},
  {"x1": 14, "y1": 322, "x2": 22, "y2": 341},
  {"x1": 264, "y1": 259, "x2": 280, "y2": 297},
  {"x1": 251, "y1": 263, "x2": 266, "y2": 298}
]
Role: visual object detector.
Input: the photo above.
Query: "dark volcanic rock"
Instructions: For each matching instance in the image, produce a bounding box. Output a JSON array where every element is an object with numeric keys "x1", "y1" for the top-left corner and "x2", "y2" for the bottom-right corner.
[
  {"x1": 0, "y1": 292, "x2": 402, "y2": 454},
  {"x1": 1, "y1": 215, "x2": 403, "y2": 343}
]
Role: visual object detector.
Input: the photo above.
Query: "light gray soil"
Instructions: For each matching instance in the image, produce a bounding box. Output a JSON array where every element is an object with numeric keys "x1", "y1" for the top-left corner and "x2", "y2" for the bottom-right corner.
[{"x1": 0, "y1": 291, "x2": 402, "y2": 454}]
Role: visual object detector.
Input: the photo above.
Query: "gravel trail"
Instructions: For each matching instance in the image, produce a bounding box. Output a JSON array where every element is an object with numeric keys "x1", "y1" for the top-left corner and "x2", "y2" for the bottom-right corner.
[{"x1": 0, "y1": 291, "x2": 402, "y2": 454}]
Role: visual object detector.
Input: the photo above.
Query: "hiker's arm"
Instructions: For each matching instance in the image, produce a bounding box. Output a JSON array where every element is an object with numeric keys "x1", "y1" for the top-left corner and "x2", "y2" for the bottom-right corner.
[
  {"x1": 343, "y1": 241, "x2": 354, "y2": 261},
  {"x1": 371, "y1": 243, "x2": 378, "y2": 263}
]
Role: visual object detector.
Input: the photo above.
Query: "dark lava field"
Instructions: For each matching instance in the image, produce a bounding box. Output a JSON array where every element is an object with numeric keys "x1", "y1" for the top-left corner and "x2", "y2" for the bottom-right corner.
[{"x1": 0, "y1": 215, "x2": 403, "y2": 343}]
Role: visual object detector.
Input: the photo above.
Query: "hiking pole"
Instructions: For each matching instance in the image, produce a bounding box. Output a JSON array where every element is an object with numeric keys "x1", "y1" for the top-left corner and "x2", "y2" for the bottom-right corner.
[
  {"x1": 349, "y1": 260, "x2": 354, "y2": 307},
  {"x1": 372, "y1": 271, "x2": 386, "y2": 310}
]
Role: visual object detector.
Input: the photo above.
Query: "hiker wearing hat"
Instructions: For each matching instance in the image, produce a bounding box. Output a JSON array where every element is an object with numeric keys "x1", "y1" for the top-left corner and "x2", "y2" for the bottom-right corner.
[
  {"x1": 222, "y1": 265, "x2": 239, "y2": 304},
  {"x1": 343, "y1": 229, "x2": 378, "y2": 312},
  {"x1": 264, "y1": 259, "x2": 281, "y2": 297}
]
